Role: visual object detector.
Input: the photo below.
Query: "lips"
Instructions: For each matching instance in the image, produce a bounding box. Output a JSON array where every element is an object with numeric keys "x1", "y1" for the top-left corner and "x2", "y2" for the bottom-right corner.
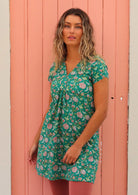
[{"x1": 68, "y1": 36, "x2": 76, "y2": 39}]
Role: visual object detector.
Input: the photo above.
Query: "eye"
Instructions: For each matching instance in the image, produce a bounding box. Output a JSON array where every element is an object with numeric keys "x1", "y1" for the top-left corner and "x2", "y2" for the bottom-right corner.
[
  {"x1": 75, "y1": 26, "x2": 82, "y2": 28},
  {"x1": 64, "y1": 25, "x2": 70, "y2": 28}
]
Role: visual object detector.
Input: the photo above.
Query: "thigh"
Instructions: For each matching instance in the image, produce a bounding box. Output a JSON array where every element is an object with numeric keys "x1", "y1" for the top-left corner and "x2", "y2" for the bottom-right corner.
[
  {"x1": 69, "y1": 181, "x2": 93, "y2": 195},
  {"x1": 49, "y1": 179, "x2": 69, "y2": 195}
]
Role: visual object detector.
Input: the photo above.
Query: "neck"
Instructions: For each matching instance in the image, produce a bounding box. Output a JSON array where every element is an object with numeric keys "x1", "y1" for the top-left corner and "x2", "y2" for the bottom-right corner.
[{"x1": 65, "y1": 45, "x2": 81, "y2": 62}]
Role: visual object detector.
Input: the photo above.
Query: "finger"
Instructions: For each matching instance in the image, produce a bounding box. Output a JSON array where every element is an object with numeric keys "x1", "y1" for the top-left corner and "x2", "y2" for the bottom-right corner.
[
  {"x1": 69, "y1": 158, "x2": 73, "y2": 164},
  {"x1": 64, "y1": 156, "x2": 68, "y2": 164},
  {"x1": 29, "y1": 155, "x2": 32, "y2": 160},
  {"x1": 62, "y1": 154, "x2": 67, "y2": 163},
  {"x1": 65, "y1": 156, "x2": 71, "y2": 164},
  {"x1": 73, "y1": 159, "x2": 76, "y2": 164},
  {"x1": 71, "y1": 159, "x2": 76, "y2": 164},
  {"x1": 33, "y1": 160, "x2": 36, "y2": 165},
  {"x1": 30, "y1": 159, "x2": 35, "y2": 165},
  {"x1": 28, "y1": 151, "x2": 32, "y2": 160},
  {"x1": 28, "y1": 154, "x2": 31, "y2": 161},
  {"x1": 29, "y1": 159, "x2": 32, "y2": 164}
]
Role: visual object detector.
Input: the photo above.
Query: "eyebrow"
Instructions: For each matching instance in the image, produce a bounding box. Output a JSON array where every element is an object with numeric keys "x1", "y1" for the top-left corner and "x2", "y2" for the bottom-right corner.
[{"x1": 64, "y1": 22, "x2": 82, "y2": 25}]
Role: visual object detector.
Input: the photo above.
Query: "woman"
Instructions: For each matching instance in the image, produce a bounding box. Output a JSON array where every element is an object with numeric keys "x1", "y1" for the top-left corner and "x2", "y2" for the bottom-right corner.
[{"x1": 28, "y1": 8, "x2": 109, "y2": 195}]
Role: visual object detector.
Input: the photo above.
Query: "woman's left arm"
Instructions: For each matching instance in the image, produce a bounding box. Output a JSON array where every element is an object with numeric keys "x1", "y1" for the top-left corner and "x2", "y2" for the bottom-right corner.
[{"x1": 74, "y1": 77, "x2": 109, "y2": 148}]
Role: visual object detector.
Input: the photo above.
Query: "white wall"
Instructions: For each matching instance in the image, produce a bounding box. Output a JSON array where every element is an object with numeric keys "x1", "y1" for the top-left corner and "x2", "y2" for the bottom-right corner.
[
  {"x1": 0, "y1": 0, "x2": 11, "y2": 195},
  {"x1": 128, "y1": 1, "x2": 138, "y2": 195}
]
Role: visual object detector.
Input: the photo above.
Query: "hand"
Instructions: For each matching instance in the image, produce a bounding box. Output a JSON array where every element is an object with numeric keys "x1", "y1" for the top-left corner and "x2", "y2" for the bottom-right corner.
[
  {"x1": 62, "y1": 144, "x2": 82, "y2": 164},
  {"x1": 28, "y1": 142, "x2": 38, "y2": 166}
]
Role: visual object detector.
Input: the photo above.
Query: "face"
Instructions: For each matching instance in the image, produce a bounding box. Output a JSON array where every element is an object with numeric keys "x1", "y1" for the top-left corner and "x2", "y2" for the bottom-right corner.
[{"x1": 62, "y1": 15, "x2": 83, "y2": 47}]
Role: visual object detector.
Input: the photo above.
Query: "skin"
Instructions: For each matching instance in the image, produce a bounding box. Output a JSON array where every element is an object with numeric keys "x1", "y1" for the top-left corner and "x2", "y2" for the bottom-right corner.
[
  {"x1": 62, "y1": 15, "x2": 83, "y2": 72},
  {"x1": 61, "y1": 15, "x2": 109, "y2": 165},
  {"x1": 61, "y1": 15, "x2": 84, "y2": 164},
  {"x1": 28, "y1": 89, "x2": 52, "y2": 164},
  {"x1": 28, "y1": 15, "x2": 109, "y2": 167}
]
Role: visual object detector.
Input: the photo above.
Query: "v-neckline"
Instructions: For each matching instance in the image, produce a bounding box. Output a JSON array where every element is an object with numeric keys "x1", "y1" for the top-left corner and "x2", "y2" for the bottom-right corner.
[{"x1": 63, "y1": 60, "x2": 81, "y2": 76}]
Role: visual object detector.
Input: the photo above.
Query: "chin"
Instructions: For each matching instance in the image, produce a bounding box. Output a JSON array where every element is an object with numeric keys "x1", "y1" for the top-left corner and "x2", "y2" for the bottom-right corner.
[{"x1": 65, "y1": 42, "x2": 80, "y2": 46}]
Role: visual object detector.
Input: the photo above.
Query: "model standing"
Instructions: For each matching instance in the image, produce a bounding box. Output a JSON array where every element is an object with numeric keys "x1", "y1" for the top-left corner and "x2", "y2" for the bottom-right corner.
[{"x1": 28, "y1": 8, "x2": 109, "y2": 195}]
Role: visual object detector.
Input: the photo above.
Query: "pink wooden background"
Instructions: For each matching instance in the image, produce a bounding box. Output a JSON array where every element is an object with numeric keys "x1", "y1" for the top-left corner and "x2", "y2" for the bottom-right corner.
[{"x1": 10, "y1": 0, "x2": 129, "y2": 194}]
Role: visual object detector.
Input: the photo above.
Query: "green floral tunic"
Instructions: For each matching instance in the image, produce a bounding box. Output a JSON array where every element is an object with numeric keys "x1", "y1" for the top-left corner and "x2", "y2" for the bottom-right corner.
[{"x1": 36, "y1": 56, "x2": 109, "y2": 183}]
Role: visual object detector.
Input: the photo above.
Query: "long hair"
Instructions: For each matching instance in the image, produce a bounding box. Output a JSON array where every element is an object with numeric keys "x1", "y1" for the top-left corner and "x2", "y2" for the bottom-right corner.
[{"x1": 52, "y1": 8, "x2": 104, "y2": 71}]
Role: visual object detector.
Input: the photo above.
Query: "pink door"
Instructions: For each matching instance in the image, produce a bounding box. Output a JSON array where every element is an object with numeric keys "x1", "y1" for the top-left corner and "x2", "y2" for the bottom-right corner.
[{"x1": 10, "y1": 0, "x2": 129, "y2": 194}]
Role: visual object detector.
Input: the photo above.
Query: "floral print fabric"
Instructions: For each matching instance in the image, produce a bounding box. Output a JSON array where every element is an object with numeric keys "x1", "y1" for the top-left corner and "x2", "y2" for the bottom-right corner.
[{"x1": 36, "y1": 56, "x2": 109, "y2": 183}]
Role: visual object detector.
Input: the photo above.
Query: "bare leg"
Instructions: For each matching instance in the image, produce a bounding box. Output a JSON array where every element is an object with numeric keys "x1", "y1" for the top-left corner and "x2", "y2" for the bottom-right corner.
[
  {"x1": 69, "y1": 181, "x2": 93, "y2": 195},
  {"x1": 49, "y1": 179, "x2": 69, "y2": 195}
]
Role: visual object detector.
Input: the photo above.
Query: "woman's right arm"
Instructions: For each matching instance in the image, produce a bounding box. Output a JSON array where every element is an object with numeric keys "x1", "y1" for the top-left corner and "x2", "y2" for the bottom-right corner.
[{"x1": 33, "y1": 84, "x2": 52, "y2": 146}]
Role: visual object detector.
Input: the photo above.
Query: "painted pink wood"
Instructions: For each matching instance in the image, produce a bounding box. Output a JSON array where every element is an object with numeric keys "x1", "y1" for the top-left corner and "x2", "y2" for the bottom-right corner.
[
  {"x1": 115, "y1": 0, "x2": 129, "y2": 194},
  {"x1": 103, "y1": 0, "x2": 129, "y2": 194},
  {"x1": 88, "y1": 1, "x2": 103, "y2": 194},
  {"x1": 27, "y1": 1, "x2": 43, "y2": 195},
  {"x1": 103, "y1": 0, "x2": 116, "y2": 194},
  {"x1": 10, "y1": 0, "x2": 129, "y2": 194},
  {"x1": 10, "y1": 0, "x2": 25, "y2": 195}
]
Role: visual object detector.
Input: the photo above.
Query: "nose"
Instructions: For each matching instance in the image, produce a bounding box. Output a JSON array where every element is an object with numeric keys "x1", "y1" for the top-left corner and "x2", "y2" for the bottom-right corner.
[{"x1": 69, "y1": 26, "x2": 75, "y2": 33}]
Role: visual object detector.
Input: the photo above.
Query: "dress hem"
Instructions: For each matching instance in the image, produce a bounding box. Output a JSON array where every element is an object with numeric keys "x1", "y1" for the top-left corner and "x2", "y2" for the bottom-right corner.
[{"x1": 36, "y1": 169, "x2": 95, "y2": 184}]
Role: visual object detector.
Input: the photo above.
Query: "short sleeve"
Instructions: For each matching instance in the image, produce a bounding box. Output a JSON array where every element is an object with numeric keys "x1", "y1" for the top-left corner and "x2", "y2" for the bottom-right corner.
[
  {"x1": 91, "y1": 59, "x2": 109, "y2": 84},
  {"x1": 48, "y1": 62, "x2": 56, "y2": 83}
]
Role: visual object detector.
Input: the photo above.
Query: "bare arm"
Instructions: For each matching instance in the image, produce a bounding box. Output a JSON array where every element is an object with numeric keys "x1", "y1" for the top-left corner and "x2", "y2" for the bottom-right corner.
[
  {"x1": 33, "y1": 84, "x2": 52, "y2": 146},
  {"x1": 74, "y1": 77, "x2": 109, "y2": 148}
]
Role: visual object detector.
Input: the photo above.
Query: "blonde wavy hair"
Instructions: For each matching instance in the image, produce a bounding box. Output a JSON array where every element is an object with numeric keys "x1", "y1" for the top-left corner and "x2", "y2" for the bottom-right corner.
[{"x1": 52, "y1": 8, "x2": 105, "y2": 71}]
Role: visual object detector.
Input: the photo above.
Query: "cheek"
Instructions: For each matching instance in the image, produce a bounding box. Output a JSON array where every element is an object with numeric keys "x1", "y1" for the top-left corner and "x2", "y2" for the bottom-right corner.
[
  {"x1": 63, "y1": 29, "x2": 68, "y2": 36},
  {"x1": 78, "y1": 32, "x2": 83, "y2": 40},
  {"x1": 77, "y1": 29, "x2": 83, "y2": 37}
]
